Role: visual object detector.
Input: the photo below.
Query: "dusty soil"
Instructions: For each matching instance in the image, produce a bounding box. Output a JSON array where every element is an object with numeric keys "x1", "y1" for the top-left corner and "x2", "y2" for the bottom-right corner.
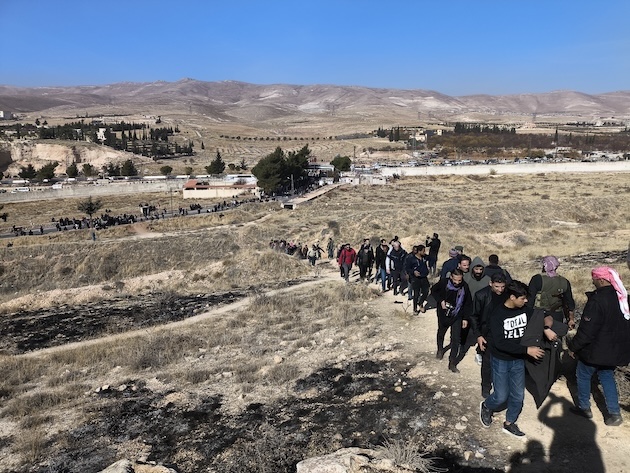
[{"x1": 3, "y1": 260, "x2": 629, "y2": 473}]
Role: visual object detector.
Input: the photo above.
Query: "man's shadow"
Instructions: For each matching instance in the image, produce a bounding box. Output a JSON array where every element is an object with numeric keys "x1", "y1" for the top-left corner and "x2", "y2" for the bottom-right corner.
[{"x1": 511, "y1": 392, "x2": 605, "y2": 473}]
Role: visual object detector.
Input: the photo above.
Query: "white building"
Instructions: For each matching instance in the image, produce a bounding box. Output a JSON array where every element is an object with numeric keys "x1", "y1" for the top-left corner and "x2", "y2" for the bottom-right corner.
[{"x1": 0, "y1": 111, "x2": 13, "y2": 120}]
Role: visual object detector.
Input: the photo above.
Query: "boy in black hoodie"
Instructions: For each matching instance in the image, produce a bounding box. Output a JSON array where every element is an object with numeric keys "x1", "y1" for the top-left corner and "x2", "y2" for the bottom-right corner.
[{"x1": 479, "y1": 280, "x2": 545, "y2": 438}]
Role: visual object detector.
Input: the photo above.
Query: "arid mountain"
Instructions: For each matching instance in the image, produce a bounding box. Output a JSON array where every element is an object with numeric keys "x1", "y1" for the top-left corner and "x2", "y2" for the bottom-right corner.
[{"x1": 1, "y1": 79, "x2": 629, "y2": 123}]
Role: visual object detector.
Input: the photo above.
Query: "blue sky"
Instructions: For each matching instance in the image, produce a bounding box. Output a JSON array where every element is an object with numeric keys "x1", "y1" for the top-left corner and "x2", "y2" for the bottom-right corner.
[{"x1": 1, "y1": 0, "x2": 628, "y2": 96}]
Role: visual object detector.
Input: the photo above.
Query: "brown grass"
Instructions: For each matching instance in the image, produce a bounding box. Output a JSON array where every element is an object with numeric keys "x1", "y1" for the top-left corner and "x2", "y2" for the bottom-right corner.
[{"x1": 0, "y1": 171, "x2": 628, "y2": 469}]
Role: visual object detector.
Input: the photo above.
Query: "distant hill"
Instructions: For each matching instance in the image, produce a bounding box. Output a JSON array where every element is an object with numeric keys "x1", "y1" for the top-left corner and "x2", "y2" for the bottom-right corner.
[{"x1": 1, "y1": 79, "x2": 629, "y2": 123}]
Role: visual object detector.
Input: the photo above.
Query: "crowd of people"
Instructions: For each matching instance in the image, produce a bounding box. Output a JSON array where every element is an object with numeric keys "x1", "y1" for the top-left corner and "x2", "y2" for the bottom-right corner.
[{"x1": 325, "y1": 235, "x2": 630, "y2": 438}]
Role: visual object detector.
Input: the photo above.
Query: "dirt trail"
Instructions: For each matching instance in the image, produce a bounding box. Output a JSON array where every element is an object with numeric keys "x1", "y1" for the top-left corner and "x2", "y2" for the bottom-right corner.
[
  {"x1": 19, "y1": 263, "x2": 629, "y2": 472},
  {"x1": 364, "y1": 273, "x2": 629, "y2": 473}
]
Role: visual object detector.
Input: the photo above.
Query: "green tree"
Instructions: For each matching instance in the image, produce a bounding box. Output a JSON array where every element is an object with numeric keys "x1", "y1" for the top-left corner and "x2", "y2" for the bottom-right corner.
[
  {"x1": 160, "y1": 165, "x2": 173, "y2": 176},
  {"x1": 251, "y1": 145, "x2": 311, "y2": 195},
  {"x1": 330, "y1": 155, "x2": 352, "y2": 171},
  {"x1": 77, "y1": 196, "x2": 103, "y2": 219},
  {"x1": 205, "y1": 151, "x2": 226, "y2": 175},
  {"x1": 82, "y1": 163, "x2": 97, "y2": 177},
  {"x1": 18, "y1": 164, "x2": 37, "y2": 179},
  {"x1": 184, "y1": 166, "x2": 194, "y2": 176},
  {"x1": 251, "y1": 147, "x2": 286, "y2": 194},
  {"x1": 105, "y1": 163, "x2": 121, "y2": 177},
  {"x1": 66, "y1": 162, "x2": 79, "y2": 178},
  {"x1": 239, "y1": 157, "x2": 247, "y2": 170},
  {"x1": 120, "y1": 159, "x2": 138, "y2": 176}
]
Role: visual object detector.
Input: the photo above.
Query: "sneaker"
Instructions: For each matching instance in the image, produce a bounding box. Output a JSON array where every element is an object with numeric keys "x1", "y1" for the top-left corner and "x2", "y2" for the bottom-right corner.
[
  {"x1": 475, "y1": 354, "x2": 483, "y2": 366},
  {"x1": 569, "y1": 406, "x2": 593, "y2": 419},
  {"x1": 605, "y1": 414, "x2": 623, "y2": 426},
  {"x1": 502, "y1": 422, "x2": 525, "y2": 438},
  {"x1": 479, "y1": 401, "x2": 493, "y2": 428}
]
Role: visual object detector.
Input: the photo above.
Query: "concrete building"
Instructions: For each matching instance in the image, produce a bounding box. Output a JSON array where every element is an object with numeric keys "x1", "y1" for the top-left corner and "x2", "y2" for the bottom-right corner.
[{"x1": 0, "y1": 111, "x2": 13, "y2": 120}]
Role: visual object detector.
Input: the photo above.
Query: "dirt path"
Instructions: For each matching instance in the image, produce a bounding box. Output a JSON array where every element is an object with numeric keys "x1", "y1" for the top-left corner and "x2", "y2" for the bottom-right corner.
[{"x1": 364, "y1": 272, "x2": 629, "y2": 473}]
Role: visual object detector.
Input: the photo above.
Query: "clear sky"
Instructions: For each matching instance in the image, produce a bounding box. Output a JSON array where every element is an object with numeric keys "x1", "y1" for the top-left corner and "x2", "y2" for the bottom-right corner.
[{"x1": 1, "y1": 0, "x2": 628, "y2": 96}]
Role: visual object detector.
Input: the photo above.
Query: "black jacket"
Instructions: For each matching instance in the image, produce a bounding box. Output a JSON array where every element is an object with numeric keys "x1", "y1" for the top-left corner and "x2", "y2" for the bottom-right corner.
[
  {"x1": 431, "y1": 278, "x2": 472, "y2": 323},
  {"x1": 568, "y1": 285, "x2": 630, "y2": 367},
  {"x1": 470, "y1": 286, "x2": 506, "y2": 339},
  {"x1": 375, "y1": 245, "x2": 388, "y2": 270}
]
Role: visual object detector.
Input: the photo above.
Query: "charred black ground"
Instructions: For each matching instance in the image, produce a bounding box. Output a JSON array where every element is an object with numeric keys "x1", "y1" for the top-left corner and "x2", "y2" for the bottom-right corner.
[{"x1": 13, "y1": 358, "x2": 505, "y2": 473}]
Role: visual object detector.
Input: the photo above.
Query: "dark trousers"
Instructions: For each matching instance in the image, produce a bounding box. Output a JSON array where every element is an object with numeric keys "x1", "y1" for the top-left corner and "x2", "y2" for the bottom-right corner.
[
  {"x1": 390, "y1": 270, "x2": 407, "y2": 295},
  {"x1": 437, "y1": 316, "x2": 462, "y2": 363},
  {"x1": 410, "y1": 277, "x2": 430, "y2": 312},
  {"x1": 341, "y1": 263, "x2": 352, "y2": 281}
]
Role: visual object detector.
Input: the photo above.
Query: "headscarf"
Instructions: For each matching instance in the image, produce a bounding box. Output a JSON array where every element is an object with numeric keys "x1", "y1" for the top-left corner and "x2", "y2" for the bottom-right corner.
[
  {"x1": 448, "y1": 248, "x2": 458, "y2": 258},
  {"x1": 592, "y1": 266, "x2": 630, "y2": 320},
  {"x1": 542, "y1": 255, "x2": 560, "y2": 277}
]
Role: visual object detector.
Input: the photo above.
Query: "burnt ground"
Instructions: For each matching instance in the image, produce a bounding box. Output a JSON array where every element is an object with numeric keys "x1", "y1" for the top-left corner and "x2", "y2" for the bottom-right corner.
[
  {"x1": 0, "y1": 278, "x2": 310, "y2": 355},
  {"x1": 1, "y1": 249, "x2": 628, "y2": 472},
  {"x1": 14, "y1": 358, "x2": 505, "y2": 473}
]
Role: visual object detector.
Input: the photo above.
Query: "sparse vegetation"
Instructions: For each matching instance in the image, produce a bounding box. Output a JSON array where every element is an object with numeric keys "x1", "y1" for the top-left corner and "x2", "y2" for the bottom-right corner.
[{"x1": 0, "y1": 171, "x2": 627, "y2": 472}]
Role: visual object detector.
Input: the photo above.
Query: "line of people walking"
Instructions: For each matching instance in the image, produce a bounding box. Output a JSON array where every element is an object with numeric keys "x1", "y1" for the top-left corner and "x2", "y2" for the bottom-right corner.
[{"x1": 332, "y1": 236, "x2": 630, "y2": 439}]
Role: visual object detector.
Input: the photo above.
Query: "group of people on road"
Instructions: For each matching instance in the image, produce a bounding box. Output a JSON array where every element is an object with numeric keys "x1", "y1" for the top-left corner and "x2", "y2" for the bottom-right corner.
[{"x1": 331, "y1": 236, "x2": 630, "y2": 438}]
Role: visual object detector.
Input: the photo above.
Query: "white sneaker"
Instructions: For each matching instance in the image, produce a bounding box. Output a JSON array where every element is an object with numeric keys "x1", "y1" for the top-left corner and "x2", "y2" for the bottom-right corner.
[{"x1": 475, "y1": 354, "x2": 483, "y2": 366}]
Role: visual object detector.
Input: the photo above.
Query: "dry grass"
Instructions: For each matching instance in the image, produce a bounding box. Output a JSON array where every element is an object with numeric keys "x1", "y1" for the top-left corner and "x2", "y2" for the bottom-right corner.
[{"x1": 0, "y1": 171, "x2": 628, "y2": 470}]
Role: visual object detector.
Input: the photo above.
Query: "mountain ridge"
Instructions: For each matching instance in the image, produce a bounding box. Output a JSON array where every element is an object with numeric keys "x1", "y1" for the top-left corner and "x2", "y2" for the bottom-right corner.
[{"x1": 1, "y1": 79, "x2": 629, "y2": 122}]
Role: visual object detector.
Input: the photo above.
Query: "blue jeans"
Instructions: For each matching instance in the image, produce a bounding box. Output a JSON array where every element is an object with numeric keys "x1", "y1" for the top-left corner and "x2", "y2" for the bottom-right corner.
[
  {"x1": 576, "y1": 360, "x2": 620, "y2": 415},
  {"x1": 375, "y1": 267, "x2": 387, "y2": 291},
  {"x1": 484, "y1": 356, "x2": 525, "y2": 424}
]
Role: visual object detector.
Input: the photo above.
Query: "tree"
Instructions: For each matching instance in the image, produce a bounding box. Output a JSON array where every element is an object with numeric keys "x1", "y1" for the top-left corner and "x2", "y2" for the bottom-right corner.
[
  {"x1": 77, "y1": 196, "x2": 103, "y2": 219},
  {"x1": 120, "y1": 159, "x2": 138, "y2": 176},
  {"x1": 184, "y1": 166, "x2": 194, "y2": 176},
  {"x1": 201, "y1": 141, "x2": 205, "y2": 150},
  {"x1": 19, "y1": 164, "x2": 37, "y2": 179},
  {"x1": 251, "y1": 145, "x2": 312, "y2": 195},
  {"x1": 66, "y1": 162, "x2": 79, "y2": 178},
  {"x1": 82, "y1": 163, "x2": 97, "y2": 177},
  {"x1": 251, "y1": 147, "x2": 286, "y2": 194},
  {"x1": 160, "y1": 165, "x2": 173, "y2": 176},
  {"x1": 330, "y1": 155, "x2": 352, "y2": 171},
  {"x1": 205, "y1": 151, "x2": 225, "y2": 175},
  {"x1": 239, "y1": 157, "x2": 247, "y2": 170}
]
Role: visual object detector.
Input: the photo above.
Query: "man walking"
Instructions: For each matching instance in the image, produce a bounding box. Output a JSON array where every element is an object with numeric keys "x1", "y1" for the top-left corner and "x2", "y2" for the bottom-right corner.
[
  {"x1": 337, "y1": 243, "x2": 357, "y2": 283},
  {"x1": 568, "y1": 266, "x2": 630, "y2": 425},
  {"x1": 528, "y1": 255, "x2": 576, "y2": 328},
  {"x1": 356, "y1": 239, "x2": 375, "y2": 282},
  {"x1": 479, "y1": 281, "x2": 546, "y2": 437},
  {"x1": 407, "y1": 245, "x2": 430, "y2": 314},
  {"x1": 386, "y1": 240, "x2": 407, "y2": 296},
  {"x1": 431, "y1": 269, "x2": 473, "y2": 373},
  {"x1": 374, "y1": 239, "x2": 390, "y2": 291},
  {"x1": 470, "y1": 273, "x2": 507, "y2": 398},
  {"x1": 425, "y1": 233, "x2": 441, "y2": 276}
]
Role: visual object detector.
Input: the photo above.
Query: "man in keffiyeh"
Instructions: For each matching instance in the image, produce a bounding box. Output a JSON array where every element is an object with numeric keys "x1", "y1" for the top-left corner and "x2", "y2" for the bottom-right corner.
[
  {"x1": 568, "y1": 266, "x2": 630, "y2": 426},
  {"x1": 527, "y1": 255, "x2": 576, "y2": 328}
]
